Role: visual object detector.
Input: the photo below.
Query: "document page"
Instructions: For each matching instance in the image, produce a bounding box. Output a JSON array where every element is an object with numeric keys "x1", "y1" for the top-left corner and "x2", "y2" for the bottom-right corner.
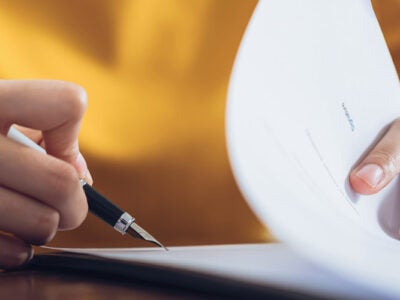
[
  {"x1": 226, "y1": 0, "x2": 400, "y2": 298},
  {"x1": 46, "y1": 244, "x2": 383, "y2": 299}
]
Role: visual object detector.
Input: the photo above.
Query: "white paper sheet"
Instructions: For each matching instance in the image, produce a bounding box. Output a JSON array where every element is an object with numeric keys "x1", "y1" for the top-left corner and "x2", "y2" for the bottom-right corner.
[
  {"x1": 227, "y1": 0, "x2": 400, "y2": 298},
  {"x1": 47, "y1": 243, "x2": 385, "y2": 299}
]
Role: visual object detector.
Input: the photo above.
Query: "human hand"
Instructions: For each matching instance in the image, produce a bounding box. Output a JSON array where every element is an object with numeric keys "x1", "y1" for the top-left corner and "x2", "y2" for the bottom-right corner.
[
  {"x1": 0, "y1": 80, "x2": 92, "y2": 269},
  {"x1": 350, "y1": 119, "x2": 400, "y2": 195}
]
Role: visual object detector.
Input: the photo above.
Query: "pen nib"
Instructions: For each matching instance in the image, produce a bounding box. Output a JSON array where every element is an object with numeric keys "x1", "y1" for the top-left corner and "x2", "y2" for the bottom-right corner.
[{"x1": 127, "y1": 223, "x2": 168, "y2": 251}]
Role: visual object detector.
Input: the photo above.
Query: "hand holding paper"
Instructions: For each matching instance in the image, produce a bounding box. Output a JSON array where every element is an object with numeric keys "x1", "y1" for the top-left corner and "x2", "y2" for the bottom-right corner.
[
  {"x1": 227, "y1": 0, "x2": 400, "y2": 297},
  {"x1": 350, "y1": 119, "x2": 400, "y2": 196}
]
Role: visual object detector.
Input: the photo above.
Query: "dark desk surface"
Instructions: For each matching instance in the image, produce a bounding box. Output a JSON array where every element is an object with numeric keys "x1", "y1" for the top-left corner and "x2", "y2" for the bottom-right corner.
[
  {"x1": 0, "y1": 270, "x2": 325, "y2": 300},
  {"x1": 0, "y1": 253, "x2": 323, "y2": 300},
  {"x1": 0, "y1": 270, "x2": 210, "y2": 300}
]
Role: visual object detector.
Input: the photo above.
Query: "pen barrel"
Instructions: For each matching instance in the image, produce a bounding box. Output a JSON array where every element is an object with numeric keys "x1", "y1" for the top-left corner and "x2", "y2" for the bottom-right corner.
[{"x1": 83, "y1": 184, "x2": 124, "y2": 227}]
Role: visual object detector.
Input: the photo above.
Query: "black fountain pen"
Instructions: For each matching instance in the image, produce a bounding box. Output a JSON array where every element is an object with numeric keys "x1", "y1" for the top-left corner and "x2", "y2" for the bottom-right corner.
[
  {"x1": 80, "y1": 178, "x2": 166, "y2": 249},
  {"x1": 8, "y1": 126, "x2": 166, "y2": 250}
]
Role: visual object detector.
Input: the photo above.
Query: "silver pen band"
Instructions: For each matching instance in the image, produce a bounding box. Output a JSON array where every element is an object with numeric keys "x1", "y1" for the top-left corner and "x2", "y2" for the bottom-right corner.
[{"x1": 114, "y1": 212, "x2": 135, "y2": 234}]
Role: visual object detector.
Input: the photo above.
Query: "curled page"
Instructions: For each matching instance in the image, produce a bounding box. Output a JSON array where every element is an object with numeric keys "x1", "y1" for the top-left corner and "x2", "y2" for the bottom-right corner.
[{"x1": 227, "y1": 0, "x2": 400, "y2": 298}]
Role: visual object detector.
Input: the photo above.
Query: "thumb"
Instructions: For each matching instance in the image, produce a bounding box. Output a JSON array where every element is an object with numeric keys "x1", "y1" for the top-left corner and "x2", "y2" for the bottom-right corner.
[
  {"x1": 0, "y1": 80, "x2": 89, "y2": 179},
  {"x1": 350, "y1": 119, "x2": 400, "y2": 195}
]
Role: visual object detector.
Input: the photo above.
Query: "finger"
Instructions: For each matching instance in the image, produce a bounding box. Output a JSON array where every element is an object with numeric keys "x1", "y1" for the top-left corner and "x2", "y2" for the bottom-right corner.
[
  {"x1": 0, "y1": 185, "x2": 59, "y2": 245},
  {"x1": 12, "y1": 124, "x2": 93, "y2": 184},
  {"x1": 0, "y1": 134, "x2": 88, "y2": 230},
  {"x1": 13, "y1": 125, "x2": 43, "y2": 145},
  {"x1": 0, "y1": 233, "x2": 32, "y2": 269},
  {"x1": 0, "y1": 79, "x2": 88, "y2": 178},
  {"x1": 350, "y1": 119, "x2": 400, "y2": 195}
]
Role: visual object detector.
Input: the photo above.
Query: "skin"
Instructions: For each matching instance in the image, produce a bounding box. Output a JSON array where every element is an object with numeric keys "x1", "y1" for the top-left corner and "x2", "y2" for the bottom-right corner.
[
  {"x1": 349, "y1": 119, "x2": 400, "y2": 195},
  {"x1": 0, "y1": 80, "x2": 92, "y2": 269},
  {"x1": 349, "y1": 119, "x2": 400, "y2": 236}
]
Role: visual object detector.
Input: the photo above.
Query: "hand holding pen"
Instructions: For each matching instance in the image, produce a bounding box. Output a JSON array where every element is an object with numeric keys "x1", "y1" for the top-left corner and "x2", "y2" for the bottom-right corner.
[{"x1": 0, "y1": 80, "x2": 164, "y2": 270}]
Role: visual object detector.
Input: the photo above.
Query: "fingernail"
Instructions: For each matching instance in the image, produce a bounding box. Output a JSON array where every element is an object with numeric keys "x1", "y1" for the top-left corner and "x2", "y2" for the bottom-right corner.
[
  {"x1": 75, "y1": 153, "x2": 88, "y2": 179},
  {"x1": 10, "y1": 245, "x2": 34, "y2": 270},
  {"x1": 19, "y1": 247, "x2": 34, "y2": 268},
  {"x1": 355, "y1": 164, "x2": 384, "y2": 188},
  {"x1": 86, "y1": 170, "x2": 94, "y2": 186}
]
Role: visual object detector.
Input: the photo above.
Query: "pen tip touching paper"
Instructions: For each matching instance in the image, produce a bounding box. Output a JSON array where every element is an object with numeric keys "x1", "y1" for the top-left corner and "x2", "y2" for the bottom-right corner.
[{"x1": 128, "y1": 223, "x2": 168, "y2": 250}]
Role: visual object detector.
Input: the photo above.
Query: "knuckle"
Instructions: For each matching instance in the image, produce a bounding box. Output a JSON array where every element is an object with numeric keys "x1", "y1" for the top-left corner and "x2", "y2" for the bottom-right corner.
[
  {"x1": 30, "y1": 209, "x2": 59, "y2": 245},
  {"x1": 369, "y1": 149, "x2": 400, "y2": 173},
  {"x1": 57, "y1": 82, "x2": 87, "y2": 120}
]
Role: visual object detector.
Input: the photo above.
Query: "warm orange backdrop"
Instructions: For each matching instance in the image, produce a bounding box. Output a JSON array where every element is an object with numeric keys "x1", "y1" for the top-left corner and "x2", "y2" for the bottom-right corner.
[{"x1": 0, "y1": 1, "x2": 398, "y2": 248}]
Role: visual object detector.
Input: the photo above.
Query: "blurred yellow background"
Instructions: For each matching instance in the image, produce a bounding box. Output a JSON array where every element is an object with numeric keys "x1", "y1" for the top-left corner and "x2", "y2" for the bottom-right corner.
[{"x1": 0, "y1": 0, "x2": 398, "y2": 248}]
